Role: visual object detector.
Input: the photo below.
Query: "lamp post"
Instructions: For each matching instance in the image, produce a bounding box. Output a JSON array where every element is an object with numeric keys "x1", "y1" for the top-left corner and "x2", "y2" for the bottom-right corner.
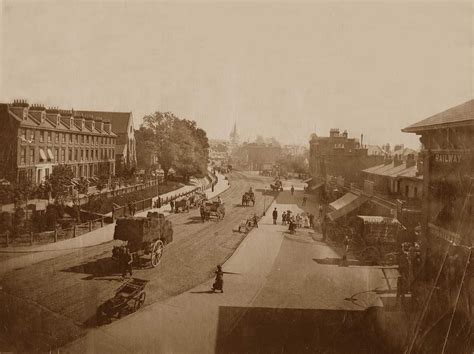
[
  {"x1": 156, "y1": 167, "x2": 161, "y2": 208},
  {"x1": 263, "y1": 186, "x2": 267, "y2": 216}
]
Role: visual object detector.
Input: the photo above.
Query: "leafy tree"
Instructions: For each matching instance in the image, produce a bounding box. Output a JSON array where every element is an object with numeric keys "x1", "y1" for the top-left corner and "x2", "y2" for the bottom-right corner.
[{"x1": 45, "y1": 165, "x2": 74, "y2": 204}]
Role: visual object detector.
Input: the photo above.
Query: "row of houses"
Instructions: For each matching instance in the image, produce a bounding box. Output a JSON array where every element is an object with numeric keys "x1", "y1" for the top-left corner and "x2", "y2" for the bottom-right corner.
[{"x1": 0, "y1": 99, "x2": 137, "y2": 184}]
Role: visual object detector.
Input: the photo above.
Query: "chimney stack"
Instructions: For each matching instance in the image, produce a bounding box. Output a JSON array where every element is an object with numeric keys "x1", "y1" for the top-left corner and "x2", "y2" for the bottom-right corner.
[{"x1": 103, "y1": 119, "x2": 112, "y2": 133}]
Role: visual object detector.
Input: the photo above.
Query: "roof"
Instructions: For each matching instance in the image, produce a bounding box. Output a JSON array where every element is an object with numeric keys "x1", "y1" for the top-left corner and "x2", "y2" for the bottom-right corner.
[
  {"x1": 76, "y1": 110, "x2": 132, "y2": 134},
  {"x1": 328, "y1": 192, "x2": 368, "y2": 221},
  {"x1": 366, "y1": 145, "x2": 388, "y2": 156},
  {"x1": 403, "y1": 99, "x2": 474, "y2": 133},
  {"x1": 362, "y1": 161, "x2": 420, "y2": 179},
  {"x1": 391, "y1": 147, "x2": 417, "y2": 158}
]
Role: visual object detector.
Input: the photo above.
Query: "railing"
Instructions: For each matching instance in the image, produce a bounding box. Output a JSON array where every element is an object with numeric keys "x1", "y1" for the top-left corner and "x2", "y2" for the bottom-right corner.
[{"x1": 1, "y1": 173, "x2": 219, "y2": 247}]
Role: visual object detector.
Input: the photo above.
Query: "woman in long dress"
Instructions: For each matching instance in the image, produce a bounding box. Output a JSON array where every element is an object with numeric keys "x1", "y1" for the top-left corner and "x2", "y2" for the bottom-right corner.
[{"x1": 212, "y1": 265, "x2": 224, "y2": 293}]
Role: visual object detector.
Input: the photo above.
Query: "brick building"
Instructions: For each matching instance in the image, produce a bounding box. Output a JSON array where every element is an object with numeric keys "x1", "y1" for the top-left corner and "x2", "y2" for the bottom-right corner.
[
  {"x1": 309, "y1": 129, "x2": 384, "y2": 187},
  {"x1": 0, "y1": 100, "x2": 118, "y2": 183},
  {"x1": 242, "y1": 143, "x2": 282, "y2": 171}
]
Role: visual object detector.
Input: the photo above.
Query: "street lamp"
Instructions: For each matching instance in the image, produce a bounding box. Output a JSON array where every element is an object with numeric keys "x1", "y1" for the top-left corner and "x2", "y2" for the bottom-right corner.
[
  {"x1": 263, "y1": 186, "x2": 267, "y2": 216},
  {"x1": 156, "y1": 168, "x2": 161, "y2": 208}
]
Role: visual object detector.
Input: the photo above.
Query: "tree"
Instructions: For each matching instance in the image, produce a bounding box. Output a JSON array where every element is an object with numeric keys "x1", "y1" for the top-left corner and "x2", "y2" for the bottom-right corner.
[
  {"x1": 141, "y1": 112, "x2": 209, "y2": 181},
  {"x1": 45, "y1": 165, "x2": 74, "y2": 204}
]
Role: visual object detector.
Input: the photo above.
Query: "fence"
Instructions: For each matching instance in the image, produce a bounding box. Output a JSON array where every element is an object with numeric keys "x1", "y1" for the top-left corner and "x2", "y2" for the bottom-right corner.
[
  {"x1": 0, "y1": 215, "x2": 108, "y2": 247},
  {"x1": 0, "y1": 173, "x2": 219, "y2": 247}
]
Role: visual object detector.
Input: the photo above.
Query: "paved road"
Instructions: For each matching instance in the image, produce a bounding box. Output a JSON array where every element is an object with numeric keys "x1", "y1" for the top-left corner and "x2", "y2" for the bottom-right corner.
[
  {"x1": 0, "y1": 171, "x2": 275, "y2": 351},
  {"x1": 64, "y1": 196, "x2": 400, "y2": 354}
]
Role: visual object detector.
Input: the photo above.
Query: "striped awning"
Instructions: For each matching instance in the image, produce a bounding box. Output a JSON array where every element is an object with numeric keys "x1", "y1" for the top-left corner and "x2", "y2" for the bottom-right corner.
[
  {"x1": 47, "y1": 148, "x2": 54, "y2": 160},
  {"x1": 39, "y1": 148, "x2": 47, "y2": 161}
]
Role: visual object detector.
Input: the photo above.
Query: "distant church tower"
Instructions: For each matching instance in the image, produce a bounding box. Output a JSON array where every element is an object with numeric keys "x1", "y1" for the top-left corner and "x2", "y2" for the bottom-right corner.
[{"x1": 229, "y1": 121, "x2": 240, "y2": 144}]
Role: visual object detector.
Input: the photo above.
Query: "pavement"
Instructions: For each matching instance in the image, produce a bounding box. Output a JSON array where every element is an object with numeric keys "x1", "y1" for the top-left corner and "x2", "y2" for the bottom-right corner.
[
  {"x1": 64, "y1": 198, "x2": 397, "y2": 353},
  {"x1": 0, "y1": 174, "x2": 230, "y2": 275}
]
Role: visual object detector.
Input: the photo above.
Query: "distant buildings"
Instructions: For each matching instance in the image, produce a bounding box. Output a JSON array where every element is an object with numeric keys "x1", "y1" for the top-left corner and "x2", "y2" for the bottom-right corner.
[
  {"x1": 243, "y1": 143, "x2": 282, "y2": 171},
  {"x1": 0, "y1": 100, "x2": 118, "y2": 183}
]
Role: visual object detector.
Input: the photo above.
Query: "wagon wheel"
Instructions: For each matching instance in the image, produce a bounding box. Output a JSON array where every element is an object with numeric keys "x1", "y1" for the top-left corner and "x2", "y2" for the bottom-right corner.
[
  {"x1": 134, "y1": 292, "x2": 146, "y2": 311},
  {"x1": 361, "y1": 247, "x2": 380, "y2": 265},
  {"x1": 151, "y1": 240, "x2": 164, "y2": 267}
]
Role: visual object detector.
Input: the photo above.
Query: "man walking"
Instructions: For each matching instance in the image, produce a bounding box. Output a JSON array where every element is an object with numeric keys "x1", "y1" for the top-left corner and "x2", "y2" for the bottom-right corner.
[
  {"x1": 302, "y1": 196, "x2": 307, "y2": 206},
  {"x1": 291, "y1": 185, "x2": 295, "y2": 195},
  {"x1": 282, "y1": 211, "x2": 287, "y2": 225},
  {"x1": 272, "y1": 208, "x2": 278, "y2": 225}
]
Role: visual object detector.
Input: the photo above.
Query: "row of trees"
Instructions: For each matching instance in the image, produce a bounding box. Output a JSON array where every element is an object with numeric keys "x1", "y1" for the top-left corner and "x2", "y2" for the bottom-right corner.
[{"x1": 136, "y1": 111, "x2": 210, "y2": 182}]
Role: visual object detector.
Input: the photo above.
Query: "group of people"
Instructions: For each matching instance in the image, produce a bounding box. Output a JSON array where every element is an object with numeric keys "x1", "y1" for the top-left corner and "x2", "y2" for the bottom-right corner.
[{"x1": 271, "y1": 207, "x2": 315, "y2": 232}]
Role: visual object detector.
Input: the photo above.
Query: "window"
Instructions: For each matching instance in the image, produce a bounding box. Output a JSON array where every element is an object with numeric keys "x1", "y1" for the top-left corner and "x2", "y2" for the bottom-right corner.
[
  {"x1": 61, "y1": 149, "x2": 65, "y2": 162},
  {"x1": 47, "y1": 131, "x2": 51, "y2": 143},
  {"x1": 75, "y1": 149, "x2": 78, "y2": 161},
  {"x1": 29, "y1": 148, "x2": 34, "y2": 164},
  {"x1": 414, "y1": 187, "x2": 418, "y2": 198},
  {"x1": 30, "y1": 130, "x2": 35, "y2": 142},
  {"x1": 40, "y1": 131, "x2": 44, "y2": 143},
  {"x1": 62, "y1": 133, "x2": 66, "y2": 143},
  {"x1": 68, "y1": 148, "x2": 73, "y2": 161},
  {"x1": 20, "y1": 129, "x2": 26, "y2": 140},
  {"x1": 55, "y1": 132, "x2": 59, "y2": 143},
  {"x1": 86, "y1": 135, "x2": 89, "y2": 144},
  {"x1": 45, "y1": 168, "x2": 50, "y2": 178},
  {"x1": 55, "y1": 148, "x2": 59, "y2": 162},
  {"x1": 86, "y1": 149, "x2": 89, "y2": 160},
  {"x1": 69, "y1": 134, "x2": 73, "y2": 143},
  {"x1": 81, "y1": 149, "x2": 84, "y2": 161},
  {"x1": 20, "y1": 147, "x2": 26, "y2": 164},
  {"x1": 405, "y1": 185, "x2": 409, "y2": 197}
]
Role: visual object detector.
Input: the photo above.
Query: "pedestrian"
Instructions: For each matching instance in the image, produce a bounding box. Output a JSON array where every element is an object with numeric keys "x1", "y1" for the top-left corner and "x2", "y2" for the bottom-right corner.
[
  {"x1": 318, "y1": 204, "x2": 323, "y2": 219},
  {"x1": 302, "y1": 196, "x2": 307, "y2": 206},
  {"x1": 272, "y1": 208, "x2": 278, "y2": 225},
  {"x1": 121, "y1": 247, "x2": 133, "y2": 278},
  {"x1": 170, "y1": 199, "x2": 175, "y2": 213},
  {"x1": 309, "y1": 214, "x2": 314, "y2": 228},
  {"x1": 212, "y1": 265, "x2": 224, "y2": 293},
  {"x1": 282, "y1": 211, "x2": 287, "y2": 225},
  {"x1": 253, "y1": 213, "x2": 259, "y2": 228},
  {"x1": 291, "y1": 185, "x2": 295, "y2": 195},
  {"x1": 217, "y1": 196, "x2": 222, "y2": 204},
  {"x1": 342, "y1": 235, "x2": 350, "y2": 262}
]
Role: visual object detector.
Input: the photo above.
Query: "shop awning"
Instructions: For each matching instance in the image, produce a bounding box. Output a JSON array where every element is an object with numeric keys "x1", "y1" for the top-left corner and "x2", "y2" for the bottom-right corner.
[
  {"x1": 39, "y1": 149, "x2": 47, "y2": 161},
  {"x1": 357, "y1": 215, "x2": 403, "y2": 226},
  {"x1": 327, "y1": 192, "x2": 368, "y2": 221},
  {"x1": 47, "y1": 148, "x2": 54, "y2": 160}
]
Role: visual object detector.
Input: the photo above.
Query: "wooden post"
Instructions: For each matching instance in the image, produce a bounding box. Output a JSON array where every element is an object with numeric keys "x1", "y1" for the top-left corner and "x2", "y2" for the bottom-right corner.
[
  {"x1": 89, "y1": 221, "x2": 92, "y2": 232},
  {"x1": 54, "y1": 227, "x2": 58, "y2": 242},
  {"x1": 73, "y1": 224, "x2": 76, "y2": 238}
]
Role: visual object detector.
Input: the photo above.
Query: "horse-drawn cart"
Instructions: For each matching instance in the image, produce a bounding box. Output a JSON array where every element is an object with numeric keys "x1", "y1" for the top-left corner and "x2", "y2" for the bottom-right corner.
[
  {"x1": 201, "y1": 201, "x2": 225, "y2": 221},
  {"x1": 96, "y1": 278, "x2": 148, "y2": 324},
  {"x1": 270, "y1": 180, "x2": 283, "y2": 191},
  {"x1": 350, "y1": 215, "x2": 404, "y2": 265},
  {"x1": 174, "y1": 197, "x2": 190, "y2": 213},
  {"x1": 241, "y1": 191, "x2": 255, "y2": 206},
  {"x1": 112, "y1": 212, "x2": 173, "y2": 268}
]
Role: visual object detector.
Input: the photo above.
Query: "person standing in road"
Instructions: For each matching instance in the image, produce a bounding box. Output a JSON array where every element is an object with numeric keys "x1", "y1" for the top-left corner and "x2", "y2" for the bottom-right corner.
[
  {"x1": 253, "y1": 213, "x2": 259, "y2": 228},
  {"x1": 212, "y1": 265, "x2": 224, "y2": 293},
  {"x1": 291, "y1": 185, "x2": 295, "y2": 195},
  {"x1": 282, "y1": 211, "x2": 287, "y2": 225},
  {"x1": 309, "y1": 214, "x2": 314, "y2": 228},
  {"x1": 121, "y1": 247, "x2": 133, "y2": 278},
  {"x1": 272, "y1": 208, "x2": 278, "y2": 225},
  {"x1": 170, "y1": 199, "x2": 175, "y2": 213},
  {"x1": 302, "y1": 196, "x2": 307, "y2": 206},
  {"x1": 318, "y1": 204, "x2": 323, "y2": 219}
]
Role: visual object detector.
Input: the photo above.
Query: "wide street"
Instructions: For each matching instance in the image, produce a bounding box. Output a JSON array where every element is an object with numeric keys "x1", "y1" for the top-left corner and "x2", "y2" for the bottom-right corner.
[{"x1": 0, "y1": 171, "x2": 276, "y2": 351}]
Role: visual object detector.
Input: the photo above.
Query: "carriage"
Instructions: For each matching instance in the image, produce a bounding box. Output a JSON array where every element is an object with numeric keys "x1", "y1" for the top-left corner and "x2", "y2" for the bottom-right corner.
[
  {"x1": 96, "y1": 278, "x2": 148, "y2": 324},
  {"x1": 189, "y1": 191, "x2": 206, "y2": 208},
  {"x1": 174, "y1": 197, "x2": 190, "y2": 213},
  {"x1": 112, "y1": 212, "x2": 173, "y2": 268},
  {"x1": 270, "y1": 180, "x2": 283, "y2": 191},
  {"x1": 325, "y1": 215, "x2": 404, "y2": 265},
  {"x1": 241, "y1": 191, "x2": 255, "y2": 206},
  {"x1": 201, "y1": 201, "x2": 225, "y2": 221},
  {"x1": 238, "y1": 216, "x2": 258, "y2": 232}
]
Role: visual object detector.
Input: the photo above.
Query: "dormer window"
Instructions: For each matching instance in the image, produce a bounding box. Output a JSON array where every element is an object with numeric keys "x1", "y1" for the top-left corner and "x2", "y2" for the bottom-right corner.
[
  {"x1": 70, "y1": 117, "x2": 74, "y2": 127},
  {"x1": 41, "y1": 111, "x2": 46, "y2": 123},
  {"x1": 23, "y1": 108, "x2": 28, "y2": 120},
  {"x1": 81, "y1": 119, "x2": 85, "y2": 130},
  {"x1": 56, "y1": 114, "x2": 61, "y2": 127},
  {"x1": 92, "y1": 121, "x2": 95, "y2": 130}
]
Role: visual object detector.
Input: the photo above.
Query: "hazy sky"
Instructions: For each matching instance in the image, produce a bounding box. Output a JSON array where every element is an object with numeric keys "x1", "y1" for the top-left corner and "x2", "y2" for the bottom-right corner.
[{"x1": 1, "y1": 1, "x2": 472, "y2": 148}]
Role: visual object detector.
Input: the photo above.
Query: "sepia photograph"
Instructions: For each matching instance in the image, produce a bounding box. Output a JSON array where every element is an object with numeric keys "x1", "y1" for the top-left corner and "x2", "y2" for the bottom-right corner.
[{"x1": 0, "y1": 0, "x2": 472, "y2": 353}]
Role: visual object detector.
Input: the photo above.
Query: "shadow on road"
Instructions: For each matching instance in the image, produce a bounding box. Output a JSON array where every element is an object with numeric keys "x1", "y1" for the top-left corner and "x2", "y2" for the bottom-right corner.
[
  {"x1": 189, "y1": 290, "x2": 216, "y2": 294},
  {"x1": 313, "y1": 258, "x2": 360, "y2": 267},
  {"x1": 184, "y1": 216, "x2": 205, "y2": 224}
]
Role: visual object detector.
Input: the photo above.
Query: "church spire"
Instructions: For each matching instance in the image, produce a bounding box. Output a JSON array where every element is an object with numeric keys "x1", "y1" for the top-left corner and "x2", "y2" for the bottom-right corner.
[{"x1": 229, "y1": 121, "x2": 239, "y2": 144}]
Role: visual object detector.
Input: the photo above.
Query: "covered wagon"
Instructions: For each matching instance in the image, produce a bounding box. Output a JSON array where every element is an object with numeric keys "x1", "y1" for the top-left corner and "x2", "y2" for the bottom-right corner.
[{"x1": 112, "y1": 212, "x2": 173, "y2": 268}]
